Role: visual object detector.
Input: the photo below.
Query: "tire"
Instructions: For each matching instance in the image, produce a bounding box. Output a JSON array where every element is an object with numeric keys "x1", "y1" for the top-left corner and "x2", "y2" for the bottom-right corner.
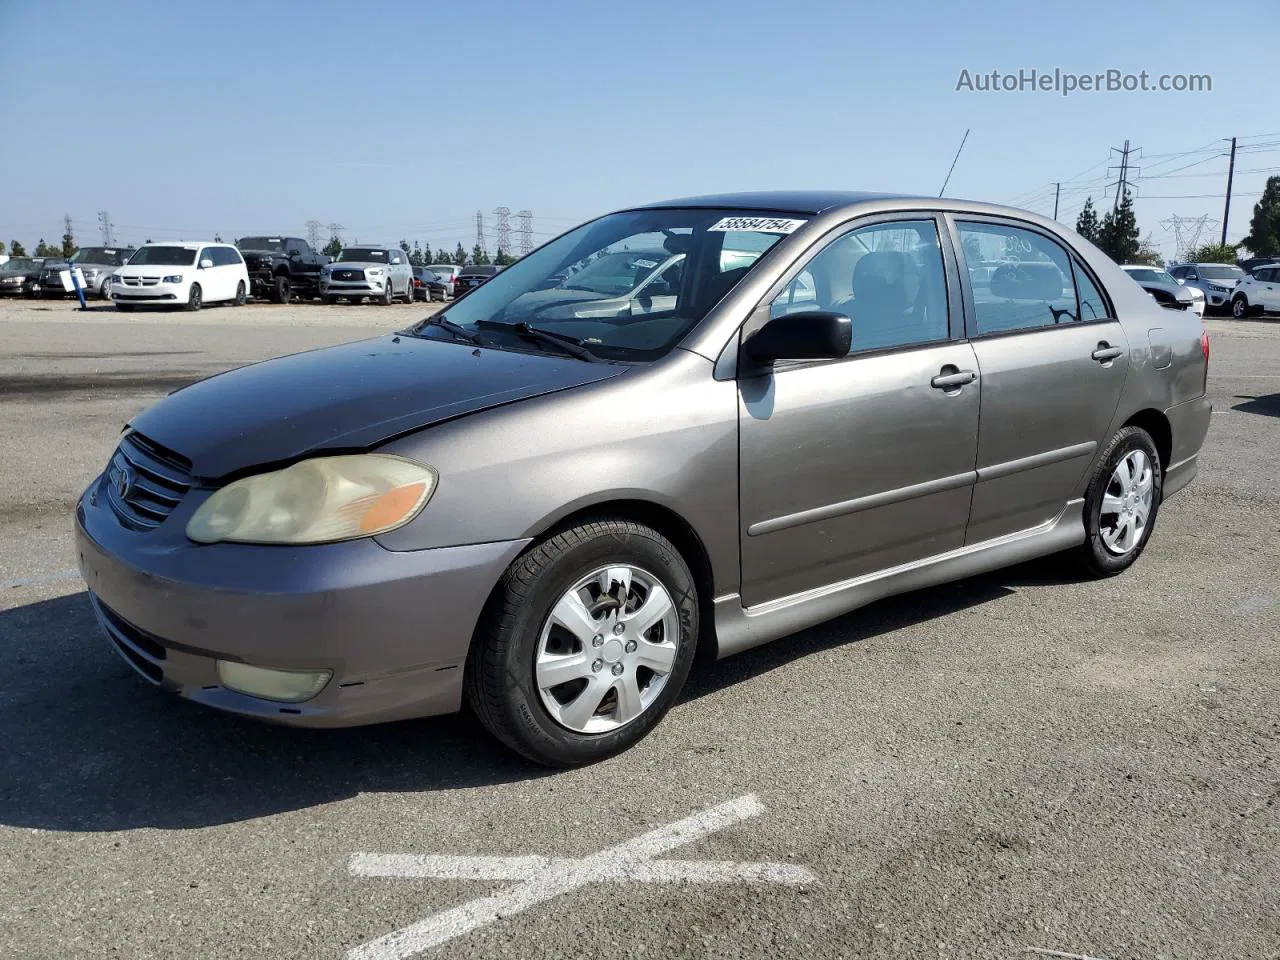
[
  {"x1": 233, "y1": 281, "x2": 246, "y2": 306},
  {"x1": 185, "y1": 283, "x2": 202, "y2": 311},
  {"x1": 269, "y1": 274, "x2": 291, "y2": 304},
  {"x1": 378, "y1": 282, "x2": 393, "y2": 306},
  {"x1": 465, "y1": 518, "x2": 700, "y2": 767},
  {"x1": 323, "y1": 294, "x2": 338, "y2": 305},
  {"x1": 1073, "y1": 426, "x2": 1162, "y2": 578},
  {"x1": 1231, "y1": 295, "x2": 1249, "y2": 319}
]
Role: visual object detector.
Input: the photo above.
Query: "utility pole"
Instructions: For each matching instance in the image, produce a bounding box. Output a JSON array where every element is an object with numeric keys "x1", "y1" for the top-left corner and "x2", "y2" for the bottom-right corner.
[
  {"x1": 97, "y1": 210, "x2": 115, "y2": 245},
  {"x1": 1053, "y1": 182, "x2": 1061, "y2": 220},
  {"x1": 1114, "y1": 140, "x2": 1129, "y2": 212},
  {"x1": 517, "y1": 210, "x2": 533, "y2": 256},
  {"x1": 1221, "y1": 136, "x2": 1237, "y2": 247},
  {"x1": 493, "y1": 207, "x2": 511, "y2": 256},
  {"x1": 474, "y1": 210, "x2": 486, "y2": 253},
  {"x1": 326, "y1": 222, "x2": 344, "y2": 247},
  {"x1": 305, "y1": 219, "x2": 322, "y2": 250}
]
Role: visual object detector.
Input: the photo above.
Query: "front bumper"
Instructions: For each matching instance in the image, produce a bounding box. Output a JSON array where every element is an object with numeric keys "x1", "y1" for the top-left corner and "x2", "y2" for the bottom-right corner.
[
  {"x1": 321, "y1": 279, "x2": 387, "y2": 298},
  {"x1": 112, "y1": 280, "x2": 187, "y2": 302},
  {"x1": 75, "y1": 472, "x2": 529, "y2": 727}
]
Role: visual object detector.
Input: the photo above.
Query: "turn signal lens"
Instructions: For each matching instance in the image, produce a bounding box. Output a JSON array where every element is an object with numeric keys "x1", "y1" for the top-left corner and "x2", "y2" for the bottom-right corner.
[{"x1": 187, "y1": 454, "x2": 437, "y2": 545}]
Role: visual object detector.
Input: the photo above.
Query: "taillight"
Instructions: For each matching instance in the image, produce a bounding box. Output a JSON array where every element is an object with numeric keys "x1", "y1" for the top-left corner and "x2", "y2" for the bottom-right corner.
[{"x1": 1201, "y1": 330, "x2": 1209, "y2": 362}]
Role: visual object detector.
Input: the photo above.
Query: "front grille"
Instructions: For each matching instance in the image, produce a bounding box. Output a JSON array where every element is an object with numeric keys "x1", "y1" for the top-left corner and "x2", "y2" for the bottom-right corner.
[
  {"x1": 90, "y1": 594, "x2": 166, "y2": 685},
  {"x1": 106, "y1": 431, "x2": 192, "y2": 531},
  {"x1": 333, "y1": 269, "x2": 364, "y2": 281},
  {"x1": 119, "y1": 276, "x2": 161, "y2": 286}
]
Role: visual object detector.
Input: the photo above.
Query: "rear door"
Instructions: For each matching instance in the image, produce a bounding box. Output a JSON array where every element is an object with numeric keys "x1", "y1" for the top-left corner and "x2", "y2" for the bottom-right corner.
[
  {"x1": 951, "y1": 216, "x2": 1129, "y2": 544},
  {"x1": 1259, "y1": 267, "x2": 1280, "y2": 310},
  {"x1": 738, "y1": 214, "x2": 981, "y2": 606}
]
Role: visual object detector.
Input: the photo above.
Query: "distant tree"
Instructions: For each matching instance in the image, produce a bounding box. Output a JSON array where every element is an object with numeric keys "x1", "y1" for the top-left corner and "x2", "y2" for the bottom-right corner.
[
  {"x1": 1242, "y1": 175, "x2": 1280, "y2": 257},
  {"x1": 399, "y1": 239, "x2": 411, "y2": 255},
  {"x1": 1130, "y1": 235, "x2": 1164, "y2": 267},
  {"x1": 61, "y1": 230, "x2": 76, "y2": 259},
  {"x1": 433, "y1": 247, "x2": 451, "y2": 265},
  {"x1": 1186, "y1": 242, "x2": 1238, "y2": 264},
  {"x1": 214, "y1": 234, "x2": 223, "y2": 243},
  {"x1": 322, "y1": 235, "x2": 343, "y2": 258},
  {"x1": 33, "y1": 238, "x2": 57, "y2": 257},
  {"x1": 453, "y1": 242, "x2": 468, "y2": 266},
  {"x1": 1097, "y1": 191, "x2": 1140, "y2": 263},
  {"x1": 410, "y1": 240, "x2": 425, "y2": 267},
  {"x1": 494, "y1": 248, "x2": 518, "y2": 266},
  {"x1": 471, "y1": 244, "x2": 491, "y2": 265},
  {"x1": 1075, "y1": 197, "x2": 1101, "y2": 244},
  {"x1": 10, "y1": 240, "x2": 26, "y2": 257}
]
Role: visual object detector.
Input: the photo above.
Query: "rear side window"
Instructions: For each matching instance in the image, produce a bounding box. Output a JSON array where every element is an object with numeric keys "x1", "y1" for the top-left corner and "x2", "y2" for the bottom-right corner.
[
  {"x1": 1073, "y1": 261, "x2": 1109, "y2": 320},
  {"x1": 958, "y1": 222, "x2": 1080, "y2": 334}
]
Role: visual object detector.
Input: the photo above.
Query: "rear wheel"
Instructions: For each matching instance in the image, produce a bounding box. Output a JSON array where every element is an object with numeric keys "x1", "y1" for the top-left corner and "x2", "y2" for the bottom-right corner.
[
  {"x1": 465, "y1": 518, "x2": 699, "y2": 767},
  {"x1": 1074, "y1": 426, "x2": 1162, "y2": 578},
  {"x1": 270, "y1": 274, "x2": 291, "y2": 304},
  {"x1": 233, "y1": 281, "x2": 246, "y2": 306},
  {"x1": 186, "y1": 283, "x2": 202, "y2": 312},
  {"x1": 1231, "y1": 294, "x2": 1250, "y2": 319}
]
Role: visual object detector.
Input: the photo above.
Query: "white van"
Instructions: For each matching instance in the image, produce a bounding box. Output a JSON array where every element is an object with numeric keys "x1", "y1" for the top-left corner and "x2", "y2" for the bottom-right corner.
[{"x1": 111, "y1": 242, "x2": 250, "y2": 312}]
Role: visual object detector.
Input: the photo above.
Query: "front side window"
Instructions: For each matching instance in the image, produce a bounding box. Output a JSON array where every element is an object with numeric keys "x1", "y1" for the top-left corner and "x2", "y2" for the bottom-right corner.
[
  {"x1": 411, "y1": 208, "x2": 797, "y2": 362},
  {"x1": 958, "y1": 222, "x2": 1078, "y2": 334},
  {"x1": 128, "y1": 246, "x2": 197, "y2": 266},
  {"x1": 768, "y1": 219, "x2": 949, "y2": 354}
]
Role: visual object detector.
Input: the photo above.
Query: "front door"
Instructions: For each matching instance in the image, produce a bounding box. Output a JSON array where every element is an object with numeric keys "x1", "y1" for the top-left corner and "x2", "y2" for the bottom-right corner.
[
  {"x1": 738, "y1": 216, "x2": 981, "y2": 607},
  {"x1": 952, "y1": 217, "x2": 1130, "y2": 543}
]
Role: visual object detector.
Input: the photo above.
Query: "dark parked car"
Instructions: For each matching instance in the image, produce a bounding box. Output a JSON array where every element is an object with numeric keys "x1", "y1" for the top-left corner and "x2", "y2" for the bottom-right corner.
[
  {"x1": 454, "y1": 264, "x2": 500, "y2": 295},
  {"x1": 236, "y1": 236, "x2": 327, "y2": 303},
  {"x1": 0, "y1": 257, "x2": 44, "y2": 296},
  {"x1": 76, "y1": 191, "x2": 1210, "y2": 766},
  {"x1": 412, "y1": 266, "x2": 449, "y2": 302}
]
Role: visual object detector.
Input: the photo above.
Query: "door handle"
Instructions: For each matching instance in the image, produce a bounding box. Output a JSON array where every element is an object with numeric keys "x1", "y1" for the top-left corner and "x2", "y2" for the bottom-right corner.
[
  {"x1": 1091, "y1": 343, "x2": 1123, "y2": 363},
  {"x1": 930, "y1": 368, "x2": 977, "y2": 389}
]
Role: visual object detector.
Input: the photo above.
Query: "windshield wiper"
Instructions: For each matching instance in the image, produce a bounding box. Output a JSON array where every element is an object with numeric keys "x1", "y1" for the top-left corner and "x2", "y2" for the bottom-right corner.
[
  {"x1": 418, "y1": 317, "x2": 490, "y2": 346},
  {"x1": 502, "y1": 321, "x2": 599, "y2": 361}
]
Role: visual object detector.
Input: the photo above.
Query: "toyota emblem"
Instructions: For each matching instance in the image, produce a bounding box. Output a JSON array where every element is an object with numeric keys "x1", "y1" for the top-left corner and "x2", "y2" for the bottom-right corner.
[{"x1": 114, "y1": 463, "x2": 135, "y2": 500}]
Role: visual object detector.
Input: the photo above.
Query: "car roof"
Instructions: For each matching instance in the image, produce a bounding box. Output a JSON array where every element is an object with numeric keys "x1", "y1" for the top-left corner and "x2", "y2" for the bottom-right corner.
[
  {"x1": 632, "y1": 190, "x2": 915, "y2": 214},
  {"x1": 138, "y1": 241, "x2": 228, "y2": 248}
]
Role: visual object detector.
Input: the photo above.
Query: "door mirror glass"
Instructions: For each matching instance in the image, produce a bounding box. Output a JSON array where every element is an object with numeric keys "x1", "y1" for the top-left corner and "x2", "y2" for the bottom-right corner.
[
  {"x1": 199, "y1": 258, "x2": 214, "y2": 269},
  {"x1": 743, "y1": 311, "x2": 852, "y2": 364},
  {"x1": 287, "y1": 249, "x2": 300, "y2": 257}
]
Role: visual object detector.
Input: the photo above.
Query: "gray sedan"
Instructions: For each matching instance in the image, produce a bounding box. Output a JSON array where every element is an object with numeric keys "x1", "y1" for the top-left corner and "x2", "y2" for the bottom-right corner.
[{"x1": 76, "y1": 191, "x2": 1211, "y2": 766}]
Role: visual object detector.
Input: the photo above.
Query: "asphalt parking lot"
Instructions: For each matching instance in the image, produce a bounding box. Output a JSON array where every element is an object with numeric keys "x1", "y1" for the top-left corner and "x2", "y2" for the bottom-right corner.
[{"x1": 0, "y1": 298, "x2": 1276, "y2": 960}]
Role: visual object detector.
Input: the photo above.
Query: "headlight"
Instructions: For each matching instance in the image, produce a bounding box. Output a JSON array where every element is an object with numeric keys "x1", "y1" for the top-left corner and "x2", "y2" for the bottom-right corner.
[
  {"x1": 162, "y1": 274, "x2": 184, "y2": 283},
  {"x1": 366, "y1": 267, "x2": 384, "y2": 275},
  {"x1": 83, "y1": 268, "x2": 100, "y2": 278},
  {"x1": 186, "y1": 454, "x2": 437, "y2": 545}
]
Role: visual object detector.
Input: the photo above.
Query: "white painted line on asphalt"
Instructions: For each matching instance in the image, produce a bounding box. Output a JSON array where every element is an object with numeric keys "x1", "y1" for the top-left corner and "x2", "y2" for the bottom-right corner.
[
  {"x1": 1, "y1": 568, "x2": 80, "y2": 590},
  {"x1": 347, "y1": 794, "x2": 814, "y2": 960},
  {"x1": 1025, "y1": 948, "x2": 1109, "y2": 960}
]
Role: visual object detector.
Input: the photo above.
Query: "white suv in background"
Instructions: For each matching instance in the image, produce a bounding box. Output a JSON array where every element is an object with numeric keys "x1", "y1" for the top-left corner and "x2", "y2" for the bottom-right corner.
[
  {"x1": 111, "y1": 242, "x2": 250, "y2": 312},
  {"x1": 1230, "y1": 264, "x2": 1280, "y2": 318}
]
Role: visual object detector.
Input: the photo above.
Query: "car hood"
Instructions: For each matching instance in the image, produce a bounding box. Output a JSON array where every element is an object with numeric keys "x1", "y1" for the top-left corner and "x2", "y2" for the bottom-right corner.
[
  {"x1": 127, "y1": 334, "x2": 625, "y2": 479},
  {"x1": 502, "y1": 287, "x2": 629, "y2": 320},
  {"x1": 326, "y1": 261, "x2": 388, "y2": 271},
  {"x1": 114, "y1": 263, "x2": 196, "y2": 277}
]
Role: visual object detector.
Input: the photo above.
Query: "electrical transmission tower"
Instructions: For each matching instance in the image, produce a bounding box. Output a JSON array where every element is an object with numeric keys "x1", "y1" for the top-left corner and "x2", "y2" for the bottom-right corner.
[
  {"x1": 1160, "y1": 214, "x2": 1216, "y2": 262},
  {"x1": 493, "y1": 207, "x2": 511, "y2": 256},
  {"x1": 517, "y1": 210, "x2": 533, "y2": 256},
  {"x1": 1107, "y1": 141, "x2": 1141, "y2": 209},
  {"x1": 326, "y1": 222, "x2": 344, "y2": 245},
  {"x1": 97, "y1": 210, "x2": 115, "y2": 245},
  {"x1": 475, "y1": 210, "x2": 487, "y2": 253},
  {"x1": 305, "y1": 220, "x2": 322, "y2": 250}
]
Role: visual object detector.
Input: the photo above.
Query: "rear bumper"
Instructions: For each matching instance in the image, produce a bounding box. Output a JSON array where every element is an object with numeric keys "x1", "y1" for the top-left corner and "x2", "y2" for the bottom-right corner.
[
  {"x1": 1163, "y1": 394, "x2": 1212, "y2": 499},
  {"x1": 75, "y1": 474, "x2": 529, "y2": 727}
]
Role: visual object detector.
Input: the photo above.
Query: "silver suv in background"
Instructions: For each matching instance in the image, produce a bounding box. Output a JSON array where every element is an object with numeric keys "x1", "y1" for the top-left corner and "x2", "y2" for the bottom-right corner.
[
  {"x1": 1168, "y1": 262, "x2": 1246, "y2": 313},
  {"x1": 319, "y1": 246, "x2": 414, "y2": 305},
  {"x1": 35, "y1": 246, "x2": 135, "y2": 299}
]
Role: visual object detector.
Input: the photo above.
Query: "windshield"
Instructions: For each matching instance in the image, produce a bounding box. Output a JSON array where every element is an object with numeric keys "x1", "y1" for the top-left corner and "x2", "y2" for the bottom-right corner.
[
  {"x1": 1199, "y1": 265, "x2": 1244, "y2": 280},
  {"x1": 238, "y1": 237, "x2": 286, "y2": 252},
  {"x1": 339, "y1": 248, "x2": 388, "y2": 262},
  {"x1": 1, "y1": 258, "x2": 36, "y2": 273},
  {"x1": 71, "y1": 247, "x2": 130, "y2": 266},
  {"x1": 1126, "y1": 268, "x2": 1177, "y2": 284},
  {"x1": 127, "y1": 246, "x2": 198, "y2": 266},
  {"x1": 413, "y1": 208, "x2": 799, "y2": 362}
]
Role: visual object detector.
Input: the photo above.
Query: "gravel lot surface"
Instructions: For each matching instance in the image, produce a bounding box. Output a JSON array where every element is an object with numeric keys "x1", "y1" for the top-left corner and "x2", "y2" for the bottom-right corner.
[{"x1": 0, "y1": 298, "x2": 1276, "y2": 960}]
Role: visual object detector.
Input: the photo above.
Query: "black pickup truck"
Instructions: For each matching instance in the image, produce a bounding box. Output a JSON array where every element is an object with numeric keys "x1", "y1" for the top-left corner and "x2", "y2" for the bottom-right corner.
[{"x1": 236, "y1": 236, "x2": 328, "y2": 302}]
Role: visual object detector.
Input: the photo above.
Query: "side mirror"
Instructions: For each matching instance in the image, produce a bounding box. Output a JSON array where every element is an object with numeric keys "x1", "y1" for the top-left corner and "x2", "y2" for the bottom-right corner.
[
  {"x1": 743, "y1": 311, "x2": 852, "y2": 364},
  {"x1": 199, "y1": 258, "x2": 213, "y2": 269},
  {"x1": 287, "y1": 249, "x2": 300, "y2": 257}
]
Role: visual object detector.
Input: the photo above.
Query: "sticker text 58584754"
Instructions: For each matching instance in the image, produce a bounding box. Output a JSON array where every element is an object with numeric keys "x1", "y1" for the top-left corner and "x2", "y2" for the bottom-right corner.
[{"x1": 707, "y1": 217, "x2": 808, "y2": 235}]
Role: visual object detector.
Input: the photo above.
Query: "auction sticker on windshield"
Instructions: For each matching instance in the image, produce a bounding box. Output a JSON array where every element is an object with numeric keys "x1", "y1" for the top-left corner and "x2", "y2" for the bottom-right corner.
[{"x1": 707, "y1": 217, "x2": 807, "y2": 234}]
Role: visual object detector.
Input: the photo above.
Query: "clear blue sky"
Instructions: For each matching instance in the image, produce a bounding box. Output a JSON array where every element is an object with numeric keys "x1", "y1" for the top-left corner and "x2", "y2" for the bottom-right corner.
[{"x1": 2, "y1": 0, "x2": 1277, "y2": 259}]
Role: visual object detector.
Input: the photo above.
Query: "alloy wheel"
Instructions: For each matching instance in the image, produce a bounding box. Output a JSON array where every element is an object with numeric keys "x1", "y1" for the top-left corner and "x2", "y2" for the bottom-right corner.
[
  {"x1": 1099, "y1": 449, "x2": 1153, "y2": 556},
  {"x1": 535, "y1": 565, "x2": 680, "y2": 734}
]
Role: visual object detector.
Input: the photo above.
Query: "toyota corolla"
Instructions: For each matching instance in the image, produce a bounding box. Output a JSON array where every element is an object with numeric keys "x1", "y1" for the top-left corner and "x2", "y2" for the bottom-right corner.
[{"x1": 76, "y1": 191, "x2": 1211, "y2": 766}]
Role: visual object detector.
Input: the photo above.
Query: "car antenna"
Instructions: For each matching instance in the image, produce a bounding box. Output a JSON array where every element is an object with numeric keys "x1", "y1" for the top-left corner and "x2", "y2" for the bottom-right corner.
[{"x1": 939, "y1": 128, "x2": 970, "y2": 197}]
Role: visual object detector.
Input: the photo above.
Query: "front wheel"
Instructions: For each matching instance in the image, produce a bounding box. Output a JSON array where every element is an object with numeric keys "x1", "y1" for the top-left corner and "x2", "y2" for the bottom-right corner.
[
  {"x1": 270, "y1": 274, "x2": 291, "y2": 304},
  {"x1": 1074, "y1": 426, "x2": 1162, "y2": 578},
  {"x1": 1231, "y1": 295, "x2": 1250, "y2": 319},
  {"x1": 186, "y1": 283, "x2": 202, "y2": 312},
  {"x1": 378, "y1": 283, "x2": 393, "y2": 306},
  {"x1": 466, "y1": 519, "x2": 699, "y2": 767},
  {"x1": 323, "y1": 294, "x2": 338, "y2": 305}
]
